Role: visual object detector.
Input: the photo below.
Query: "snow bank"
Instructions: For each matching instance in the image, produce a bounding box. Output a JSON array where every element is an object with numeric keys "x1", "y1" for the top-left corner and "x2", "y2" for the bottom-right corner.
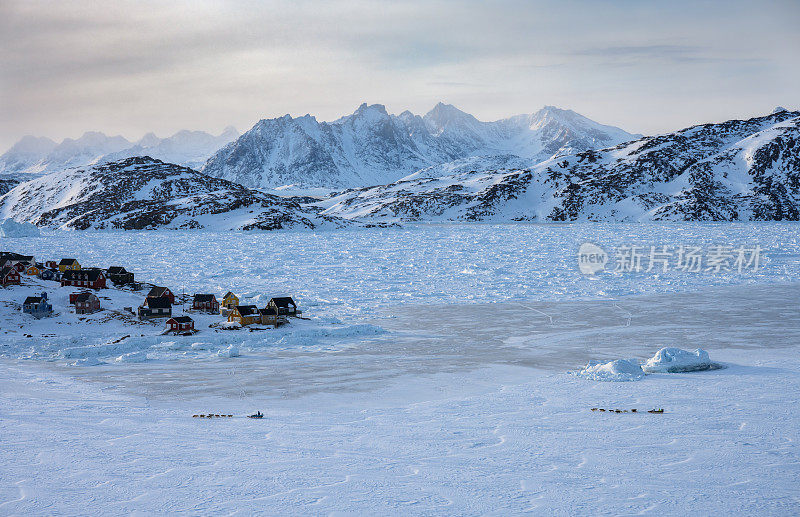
[
  {"x1": 642, "y1": 347, "x2": 711, "y2": 373},
  {"x1": 573, "y1": 359, "x2": 645, "y2": 382},
  {"x1": 0, "y1": 219, "x2": 40, "y2": 237}
]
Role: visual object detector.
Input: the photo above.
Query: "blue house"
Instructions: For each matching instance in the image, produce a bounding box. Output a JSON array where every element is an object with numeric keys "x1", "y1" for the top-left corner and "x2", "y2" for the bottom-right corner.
[
  {"x1": 23, "y1": 292, "x2": 52, "y2": 319},
  {"x1": 39, "y1": 268, "x2": 58, "y2": 281}
]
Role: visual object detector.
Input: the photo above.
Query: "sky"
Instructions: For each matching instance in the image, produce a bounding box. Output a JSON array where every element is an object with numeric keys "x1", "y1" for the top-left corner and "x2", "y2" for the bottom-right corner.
[{"x1": 1, "y1": 0, "x2": 798, "y2": 151}]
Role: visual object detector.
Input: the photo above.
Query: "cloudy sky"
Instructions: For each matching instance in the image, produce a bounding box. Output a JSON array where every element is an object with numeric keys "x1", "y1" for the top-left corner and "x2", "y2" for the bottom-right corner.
[{"x1": 1, "y1": 0, "x2": 798, "y2": 151}]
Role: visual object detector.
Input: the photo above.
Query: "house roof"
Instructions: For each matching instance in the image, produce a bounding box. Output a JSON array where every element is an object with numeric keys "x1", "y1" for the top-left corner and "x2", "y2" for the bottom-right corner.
[
  {"x1": 144, "y1": 296, "x2": 172, "y2": 309},
  {"x1": 259, "y1": 306, "x2": 277, "y2": 315},
  {"x1": 59, "y1": 258, "x2": 78, "y2": 265},
  {"x1": 24, "y1": 296, "x2": 44, "y2": 304},
  {"x1": 63, "y1": 268, "x2": 104, "y2": 281},
  {"x1": 270, "y1": 297, "x2": 296, "y2": 308},
  {"x1": 223, "y1": 291, "x2": 236, "y2": 299},
  {"x1": 107, "y1": 266, "x2": 129, "y2": 275},
  {"x1": 147, "y1": 286, "x2": 171, "y2": 298},
  {"x1": 193, "y1": 294, "x2": 217, "y2": 302},
  {"x1": 74, "y1": 292, "x2": 97, "y2": 303},
  {"x1": 0, "y1": 266, "x2": 16, "y2": 278},
  {"x1": 237, "y1": 305, "x2": 258, "y2": 316},
  {"x1": 168, "y1": 316, "x2": 193, "y2": 323}
]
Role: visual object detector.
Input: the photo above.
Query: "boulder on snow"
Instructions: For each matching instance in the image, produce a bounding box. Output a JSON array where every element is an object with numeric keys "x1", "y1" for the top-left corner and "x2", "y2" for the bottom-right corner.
[
  {"x1": 642, "y1": 347, "x2": 711, "y2": 373},
  {"x1": 0, "y1": 219, "x2": 40, "y2": 237},
  {"x1": 574, "y1": 359, "x2": 645, "y2": 382}
]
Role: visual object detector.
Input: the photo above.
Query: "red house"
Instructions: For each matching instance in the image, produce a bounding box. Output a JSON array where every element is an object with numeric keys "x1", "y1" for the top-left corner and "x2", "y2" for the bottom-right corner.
[
  {"x1": 166, "y1": 316, "x2": 194, "y2": 333},
  {"x1": 45, "y1": 260, "x2": 58, "y2": 269},
  {"x1": 0, "y1": 266, "x2": 21, "y2": 286},
  {"x1": 147, "y1": 286, "x2": 175, "y2": 304},
  {"x1": 72, "y1": 292, "x2": 101, "y2": 314},
  {"x1": 62, "y1": 268, "x2": 106, "y2": 290},
  {"x1": 192, "y1": 294, "x2": 219, "y2": 313}
]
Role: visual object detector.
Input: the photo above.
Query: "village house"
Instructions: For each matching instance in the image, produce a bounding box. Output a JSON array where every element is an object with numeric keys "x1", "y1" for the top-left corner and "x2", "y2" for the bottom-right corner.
[
  {"x1": 166, "y1": 316, "x2": 194, "y2": 333},
  {"x1": 258, "y1": 306, "x2": 285, "y2": 327},
  {"x1": 23, "y1": 292, "x2": 52, "y2": 319},
  {"x1": 58, "y1": 258, "x2": 81, "y2": 272},
  {"x1": 25, "y1": 263, "x2": 42, "y2": 276},
  {"x1": 45, "y1": 260, "x2": 58, "y2": 270},
  {"x1": 267, "y1": 297, "x2": 299, "y2": 317},
  {"x1": 106, "y1": 266, "x2": 135, "y2": 286},
  {"x1": 138, "y1": 296, "x2": 172, "y2": 320},
  {"x1": 1, "y1": 252, "x2": 34, "y2": 267},
  {"x1": 147, "y1": 286, "x2": 175, "y2": 304},
  {"x1": 1, "y1": 266, "x2": 21, "y2": 286},
  {"x1": 192, "y1": 294, "x2": 219, "y2": 313},
  {"x1": 71, "y1": 292, "x2": 101, "y2": 314},
  {"x1": 61, "y1": 268, "x2": 107, "y2": 290},
  {"x1": 39, "y1": 269, "x2": 58, "y2": 281},
  {"x1": 220, "y1": 291, "x2": 239, "y2": 315},
  {"x1": 228, "y1": 304, "x2": 260, "y2": 326}
]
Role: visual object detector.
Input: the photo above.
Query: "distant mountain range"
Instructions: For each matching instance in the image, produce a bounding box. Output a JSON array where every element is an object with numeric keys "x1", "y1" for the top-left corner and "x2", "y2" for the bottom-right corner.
[
  {"x1": 0, "y1": 156, "x2": 347, "y2": 230},
  {"x1": 1, "y1": 106, "x2": 798, "y2": 228},
  {"x1": 201, "y1": 103, "x2": 638, "y2": 189},
  {"x1": 0, "y1": 127, "x2": 239, "y2": 179},
  {"x1": 320, "y1": 108, "x2": 800, "y2": 222}
]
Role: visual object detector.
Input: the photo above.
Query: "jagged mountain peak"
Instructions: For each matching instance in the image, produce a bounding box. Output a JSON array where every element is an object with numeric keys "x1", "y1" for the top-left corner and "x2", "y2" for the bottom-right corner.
[
  {"x1": 423, "y1": 102, "x2": 480, "y2": 132},
  {"x1": 4, "y1": 135, "x2": 57, "y2": 155},
  {"x1": 220, "y1": 125, "x2": 239, "y2": 138},
  {"x1": 137, "y1": 132, "x2": 160, "y2": 147}
]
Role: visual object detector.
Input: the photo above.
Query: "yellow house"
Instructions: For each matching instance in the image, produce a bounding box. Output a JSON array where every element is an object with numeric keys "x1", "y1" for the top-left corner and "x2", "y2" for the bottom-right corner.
[
  {"x1": 58, "y1": 258, "x2": 81, "y2": 272},
  {"x1": 220, "y1": 291, "x2": 239, "y2": 314},
  {"x1": 26, "y1": 264, "x2": 41, "y2": 276},
  {"x1": 227, "y1": 305, "x2": 260, "y2": 326}
]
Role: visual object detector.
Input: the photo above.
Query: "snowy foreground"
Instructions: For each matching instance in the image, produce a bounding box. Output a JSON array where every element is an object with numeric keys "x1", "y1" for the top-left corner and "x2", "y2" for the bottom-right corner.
[{"x1": 1, "y1": 224, "x2": 800, "y2": 515}]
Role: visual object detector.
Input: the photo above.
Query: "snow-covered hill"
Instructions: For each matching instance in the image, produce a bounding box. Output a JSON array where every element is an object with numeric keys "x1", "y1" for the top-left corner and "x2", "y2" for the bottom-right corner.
[
  {"x1": 0, "y1": 157, "x2": 348, "y2": 230},
  {"x1": 201, "y1": 103, "x2": 638, "y2": 189},
  {"x1": 0, "y1": 128, "x2": 239, "y2": 177},
  {"x1": 320, "y1": 109, "x2": 800, "y2": 222}
]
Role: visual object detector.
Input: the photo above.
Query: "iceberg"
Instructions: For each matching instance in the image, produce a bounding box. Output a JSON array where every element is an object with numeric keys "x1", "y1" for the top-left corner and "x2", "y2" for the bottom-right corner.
[
  {"x1": 574, "y1": 359, "x2": 645, "y2": 382},
  {"x1": 642, "y1": 347, "x2": 711, "y2": 373},
  {"x1": 0, "y1": 219, "x2": 40, "y2": 237}
]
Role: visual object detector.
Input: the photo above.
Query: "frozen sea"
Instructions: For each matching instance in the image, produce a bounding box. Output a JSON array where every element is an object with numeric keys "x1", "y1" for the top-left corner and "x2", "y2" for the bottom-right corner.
[{"x1": 1, "y1": 223, "x2": 799, "y2": 515}]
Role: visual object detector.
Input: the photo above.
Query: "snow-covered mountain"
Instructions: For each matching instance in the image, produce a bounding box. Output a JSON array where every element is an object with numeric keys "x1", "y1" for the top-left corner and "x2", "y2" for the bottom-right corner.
[
  {"x1": 100, "y1": 127, "x2": 240, "y2": 170},
  {"x1": 201, "y1": 103, "x2": 638, "y2": 189},
  {"x1": 0, "y1": 128, "x2": 239, "y2": 177},
  {"x1": 0, "y1": 157, "x2": 348, "y2": 230},
  {"x1": 319, "y1": 109, "x2": 800, "y2": 222},
  {"x1": 0, "y1": 136, "x2": 58, "y2": 176}
]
